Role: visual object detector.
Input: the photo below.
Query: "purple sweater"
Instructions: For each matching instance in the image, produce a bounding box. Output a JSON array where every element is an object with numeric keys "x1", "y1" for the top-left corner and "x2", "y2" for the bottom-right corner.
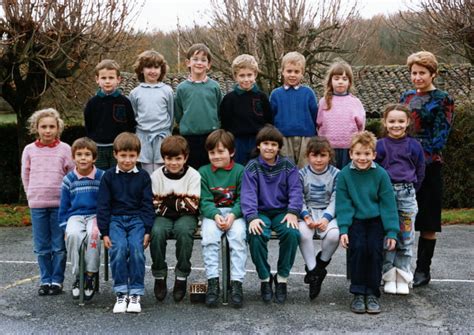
[
  {"x1": 375, "y1": 136, "x2": 425, "y2": 191},
  {"x1": 241, "y1": 155, "x2": 303, "y2": 223}
]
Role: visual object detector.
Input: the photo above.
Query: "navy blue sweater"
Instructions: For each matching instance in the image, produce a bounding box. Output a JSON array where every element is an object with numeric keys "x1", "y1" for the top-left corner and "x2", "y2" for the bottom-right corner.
[{"x1": 97, "y1": 168, "x2": 154, "y2": 236}]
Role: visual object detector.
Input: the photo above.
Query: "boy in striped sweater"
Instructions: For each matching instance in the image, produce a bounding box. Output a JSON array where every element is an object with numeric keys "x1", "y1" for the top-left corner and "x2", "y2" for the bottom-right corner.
[{"x1": 59, "y1": 137, "x2": 105, "y2": 301}]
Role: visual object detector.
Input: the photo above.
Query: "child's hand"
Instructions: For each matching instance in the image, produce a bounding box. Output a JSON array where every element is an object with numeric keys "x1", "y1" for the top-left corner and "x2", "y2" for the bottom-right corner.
[
  {"x1": 315, "y1": 218, "x2": 329, "y2": 231},
  {"x1": 103, "y1": 236, "x2": 112, "y2": 249},
  {"x1": 281, "y1": 213, "x2": 298, "y2": 229},
  {"x1": 304, "y1": 215, "x2": 316, "y2": 229},
  {"x1": 386, "y1": 238, "x2": 396, "y2": 251},
  {"x1": 249, "y1": 219, "x2": 265, "y2": 235},
  {"x1": 143, "y1": 234, "x2": 150, "y2": 249},
  {"x1": 215, "y1": 214, "x2": 229, "y2": 231},
  {"x1": 340, "y1": 234, "x2": 349, "y2": 249},
  {"x1": 222, "y1": 213, "x2": 235, "y2": 231}
]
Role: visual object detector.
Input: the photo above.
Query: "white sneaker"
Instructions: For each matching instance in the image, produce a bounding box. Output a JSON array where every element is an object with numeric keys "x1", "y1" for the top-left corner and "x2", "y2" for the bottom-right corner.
[
  {"x1": 127, "y1": 294, "x2": 141, "y2": 313},
  {"x1": 113, "y1": 293, "x2": 128, "y2": 313},
  {"x1": 396, "y1": 269, "x2": 413, "y2": 295}
]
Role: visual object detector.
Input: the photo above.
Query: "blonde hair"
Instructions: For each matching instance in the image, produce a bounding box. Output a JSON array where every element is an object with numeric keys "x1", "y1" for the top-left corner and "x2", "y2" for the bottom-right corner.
[
  {"x1": 407, "y1": 51, "x2": 438, "y2": 75},
  {"x1": 322, "y1": 60, "x2": 354, "y2": 110},
  {"x1": 133, "y1": 50, "x2": 168, "y2": 82},
  {"x1": 281, "y1": 51, "x2": 305, "y2": 73},
  {"x1": 231, "y1": 54, "x2": 259, "y2": 76},
  {"x1": 27, "y1": 108, "x2": 64, "y2": 138},
  {"x1": 350, "y1": 131, "x2": 377, "y2": 152}
]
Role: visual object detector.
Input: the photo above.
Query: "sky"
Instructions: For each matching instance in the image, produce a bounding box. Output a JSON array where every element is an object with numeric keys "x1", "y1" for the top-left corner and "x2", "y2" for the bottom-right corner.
[{"x1": 133, "y1": 0, "x2": 423, "y2": 32}]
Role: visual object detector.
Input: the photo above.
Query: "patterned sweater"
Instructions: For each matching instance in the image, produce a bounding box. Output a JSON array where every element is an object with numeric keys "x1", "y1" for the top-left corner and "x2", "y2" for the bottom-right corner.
[
  {"x1": 316, "y1": 94, "x2": 365, "y2": 149},
  {"x1": 150, "y1": 165, "x2": 201, "y2": 220},
  {"x1": 299, "y1": 164, "x2": 339, "y2": 221},
  {"x1": 400, "y1": 89, "x2": 454, "y2": 164},
  {"x1": 21, "y1": 141, "x2": 75, "y2": 208}
]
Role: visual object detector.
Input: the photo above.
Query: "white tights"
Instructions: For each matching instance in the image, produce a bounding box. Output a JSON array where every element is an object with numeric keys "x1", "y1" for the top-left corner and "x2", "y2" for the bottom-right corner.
[{"x1": 299, "y1": 221, "x2": 339, "y2": 270}]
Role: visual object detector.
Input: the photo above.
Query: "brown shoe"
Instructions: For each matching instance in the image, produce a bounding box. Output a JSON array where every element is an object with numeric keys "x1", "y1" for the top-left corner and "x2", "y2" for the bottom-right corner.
[
  {"x1": 173, "y1": 278, "x2": 187, "y2": 302},
  {"x1": 154, "y1": 278, "x2": 167, "y2": 301}
]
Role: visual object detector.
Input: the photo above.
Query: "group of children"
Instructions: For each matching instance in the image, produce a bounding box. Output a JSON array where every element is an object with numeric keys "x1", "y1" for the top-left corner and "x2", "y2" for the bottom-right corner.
[{"x1": 21, "y1": 46, "x2": 453, "y2": 315}]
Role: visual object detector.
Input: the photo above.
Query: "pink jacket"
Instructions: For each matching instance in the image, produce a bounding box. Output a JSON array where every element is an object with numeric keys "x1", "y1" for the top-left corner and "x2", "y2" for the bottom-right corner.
[
  {"x1": 21, "y1": 141, "x2": 75, "y2": 208},
  {"x1": 316, "y1": 94, "x2": 366, "y2": 149}
]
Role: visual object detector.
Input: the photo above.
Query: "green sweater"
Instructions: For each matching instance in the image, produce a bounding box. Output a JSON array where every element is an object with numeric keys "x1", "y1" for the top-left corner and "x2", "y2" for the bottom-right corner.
[
  {"x1": 175, "y1": 79, "x2": 222, "y2": 135},
  {"x1": 335, "y1": 163, "x2": 399, "y2": 239},
  {"x1": 198, "y1": 162, "x2": 245, "y2": 220}
]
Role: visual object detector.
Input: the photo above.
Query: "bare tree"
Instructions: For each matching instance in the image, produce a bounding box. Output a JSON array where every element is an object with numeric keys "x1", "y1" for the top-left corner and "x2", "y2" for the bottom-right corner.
[
  {"x1": 0, "y1": 0, "x2": 141, "y2": 152},
  {"x1": 397, "y1": 0, "x2": 473, "y2": 63},
  {"x1": 179, "y1": 0, "x2": 362, "y2": 92}
]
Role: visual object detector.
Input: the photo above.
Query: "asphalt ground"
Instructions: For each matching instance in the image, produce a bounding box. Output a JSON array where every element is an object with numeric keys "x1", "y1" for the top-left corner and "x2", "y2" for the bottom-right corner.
[{"x1": 0, "y1": 225, "x2": 473, "y2": 334}]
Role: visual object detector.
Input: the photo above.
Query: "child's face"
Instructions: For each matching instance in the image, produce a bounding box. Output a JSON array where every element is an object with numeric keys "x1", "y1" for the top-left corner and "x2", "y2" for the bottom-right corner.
[
  {"x1": 235, "y1": 67, "x2": 257, "y2": 91},
  {"x1": 74, "y1": 148, "x2": 96, "y2": 176},
  {"x1": 383, "y1": 110, "x2": 410, "y2": 139},
  {"x1": 164, "y1": 154, "x2": 187, "y2": 174},
  {"x1": 410, "y1": 63, "x2": 435, "y2": 92},
  {"x1": 142, "y1": 66, "x2": 161, "y2": 84},
  {"x1": 186, "y1": 51, "x2": 210, "y2": 79},
  {"x1": 308, "y1": 151, "x2": 331, "y2": 173},
  {"x1": 349, "y1": 143, "x2": 376, "y2": 170},
  {"x1": 331, "y1": 72, "x2": 350, "y2": 94},
  {"x1": 114, "y1": 150, "x2": 139, "y2": 172},
  {"x1": 96, "y1": 68, "x2": 121, "y2": 94},
  {"x1": 208, "y1": 142, "x2": 233, "y2": 169},
  {"x1": 258, "y1": 140, "x2": 279, "y2": 164},
  {"x1": 37, "y1": 116, "x2": 59, "y2": 145},
  {"x1": 282, "y1": 62, "x2": 303, "y2": 87}
]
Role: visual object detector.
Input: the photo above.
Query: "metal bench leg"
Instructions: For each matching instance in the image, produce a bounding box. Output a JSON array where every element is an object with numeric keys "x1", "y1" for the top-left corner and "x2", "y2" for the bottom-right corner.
[
  {"x1": 104, "y1": 246, "x2": 109, "y2": 281},
  {"x1": 221, "y1": 235, "x2": 230, "y2": 304},
  {"x1": 79, "y1": 237, "x2": 86, "y2": 305}
]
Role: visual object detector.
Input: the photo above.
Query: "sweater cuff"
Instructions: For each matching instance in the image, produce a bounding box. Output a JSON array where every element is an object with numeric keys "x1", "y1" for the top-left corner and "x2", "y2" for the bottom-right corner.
[
  {"x1": 287, "y1": 208, "x2": 300, "y2": 217},
  {"x1": 386, "y1": 230, "x2": 398, "y2": 240},
  {"x1": 246, "y1": 214, "x2": 259, "y2": 223},
  {"x1": 322, "y1": 213, "x2": 333, "y2": 222},
  {"x1": 300, "y1": 210, "x2": 310, "y2": 220},
  {"x1": 339, "y1": 226, "x2": 349, "y2": 235}
]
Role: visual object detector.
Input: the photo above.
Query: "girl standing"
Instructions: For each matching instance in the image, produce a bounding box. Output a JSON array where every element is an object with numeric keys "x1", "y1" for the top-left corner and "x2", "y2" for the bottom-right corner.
[
  {"x1": 129, "y1": 50, "x2": 174, "y2": 174},
  {"x1": 21, "y1": 108, "x2": 75, "y2": 296},
  {"x1": 400, "y1": 51, "x2": 454, "y2": 287},
  {"x1": 376, "y1": 104, "x2": 425, "y2": 294},
  {"x1": 317, "y1": 60, "x2": 366, "y2": 169}
]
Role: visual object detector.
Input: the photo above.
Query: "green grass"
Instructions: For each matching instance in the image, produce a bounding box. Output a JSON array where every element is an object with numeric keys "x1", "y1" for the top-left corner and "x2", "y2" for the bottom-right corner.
[
  {"x1": 0, "y1": 205, "x2": 472, "y2": 227},
  {"x1": 0, "y1": 114, "x2": 17, "y2": 124}
]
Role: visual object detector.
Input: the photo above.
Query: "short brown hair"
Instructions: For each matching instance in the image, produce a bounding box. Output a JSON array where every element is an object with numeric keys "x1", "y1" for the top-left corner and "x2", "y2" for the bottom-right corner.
[
  {"x1": 205, "y1": 129, "x2": 235, "y2": 153},
  {"x1": 27, "y1": 108, "x2": 64, "y2": 138},
  {"x1": 381, "y1": 103, "x2": 414, "y2": 137},
  {"x1": 133, "y1": 50, "x2": 168, "y2": 82},
  {"x1": 281, "y1": 51, "x2": 305, "y2": 73},
  {"x1": 72, "y1": 137, "x2": 98, "y2": 159},
  {"x1": 160, "y1": 135, "x2": 189, "y2": 157},
  {"x1": 95, "y1": 59, "x2": 120, "y2": 77},
  {"x1": 306, "y1": 136, "x2": 335, "y2": 163},
  {"x1": 231, "y1": 54, "x2": 259, "y2": 76},
  {"x1": 256, "y1": 125, "x2": 283, "y2": 149},
  {"x1": 186, "y1": 43, "x2": 212, "y2": 63},
  {"x1": 350, "y1": 131, "x2": 377, "y2": 152},
  {"x1": 407, "y1": 51, "x2": 438, "y2": 75},
  {"x1": 113, "y1": 132, "x2": 141, "y2": 153}
]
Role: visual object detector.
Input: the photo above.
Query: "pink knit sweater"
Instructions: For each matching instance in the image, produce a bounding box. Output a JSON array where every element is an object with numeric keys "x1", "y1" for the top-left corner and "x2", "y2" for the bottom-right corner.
[
  {"x1": 21, "y1": 141, "x2": 75, "y2": 208},
  {"x1": 316, "y1": 94, "x2": 366, "y2": 149}
]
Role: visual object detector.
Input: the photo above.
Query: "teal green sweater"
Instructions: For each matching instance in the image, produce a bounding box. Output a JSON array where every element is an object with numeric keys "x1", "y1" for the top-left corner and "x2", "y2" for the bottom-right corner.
[
  {"x1": 175, "y1": 79, "x2": 222, "y2": 135},
  {"x1": 335, "y1": 163, "x2": 399, "y2": 239},
  {"x1": 198, "y1": 162, "x2": 244, "y2": 220}
]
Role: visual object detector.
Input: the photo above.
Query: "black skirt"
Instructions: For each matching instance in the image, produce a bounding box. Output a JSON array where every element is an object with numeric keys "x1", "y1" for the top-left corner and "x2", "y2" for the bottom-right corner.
[{"x1": 415, "y1": 162, "x2": 442, "y2": 232}]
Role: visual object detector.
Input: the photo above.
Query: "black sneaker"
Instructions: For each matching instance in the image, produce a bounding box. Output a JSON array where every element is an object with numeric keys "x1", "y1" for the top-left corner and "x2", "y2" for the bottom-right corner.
[
  {"x1": 173, "y1": 278, "x2": 187, "y2": 302},
  {"x1": 260, "y1": 277, "x2": 273, "y2": 303},
  {"x1": 84, "y1": 273, "x2": 96, "y2": 301},
  {"x1": 154, "y1": 278, "x2": 167, "y2": 301},
  {"x1": 274, "y1": 275, "x2": 287, "y2": 304},
  {"x1": 366, "y1": 295, "x2": 381, "y2": 314},
  {"x1": 350, "y1": 294, "x2": 366, "y2": 314},
  {"x1": 71, "y1": 277, "x2": 80, "y2": 300},
  {"x1": 38, "y1": 284, "x2": 50, "y2": 296},
  {"x1": 205, "y1": 277, "x2": 220, "y2": 308},
  {"x1": 48, "y1": 284, "x2": 63, "y2": 295},
  {"x1": 230, "y1": 280, "x2": 243, "y2": 308}
]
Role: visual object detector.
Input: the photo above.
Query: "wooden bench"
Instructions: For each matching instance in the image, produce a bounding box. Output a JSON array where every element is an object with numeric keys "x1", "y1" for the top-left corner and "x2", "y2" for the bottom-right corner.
[{"x1": 79, "y1": 228, "x2": 348, "y2": 305}]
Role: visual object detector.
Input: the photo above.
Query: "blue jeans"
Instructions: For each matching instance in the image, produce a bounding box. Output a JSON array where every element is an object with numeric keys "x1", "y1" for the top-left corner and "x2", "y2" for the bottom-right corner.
[
  {"x1": 109, "y1": 215, "x2": 146, "y2": 296},
  {"x1": 30, "y1": 207, "x2": 66, "y2": 286},
  {"x1": 201, "y1": 208, "x2": 247, "y2": 282},
  {"x1": 383, "y1": 183, "x2": 418, "y2": 274}
]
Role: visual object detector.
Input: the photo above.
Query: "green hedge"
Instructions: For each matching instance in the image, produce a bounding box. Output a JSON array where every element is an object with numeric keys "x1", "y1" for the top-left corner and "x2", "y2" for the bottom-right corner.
[{"x1": 2, "y1": 106, "x2": 473, "y2": 208}]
